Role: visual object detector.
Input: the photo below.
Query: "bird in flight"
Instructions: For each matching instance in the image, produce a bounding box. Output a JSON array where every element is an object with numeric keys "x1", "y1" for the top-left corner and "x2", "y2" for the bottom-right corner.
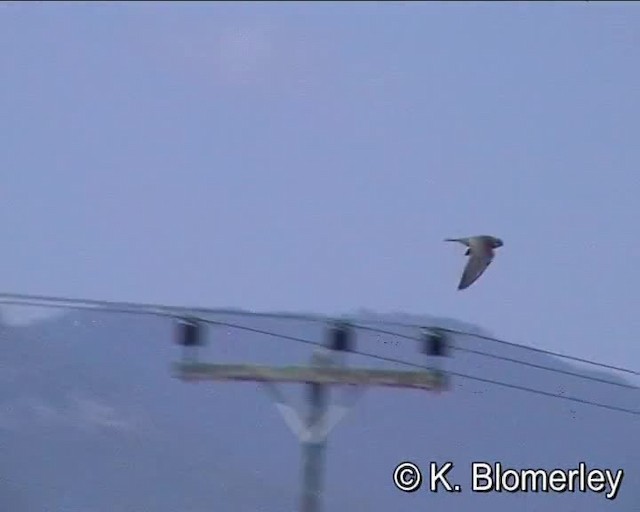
[{"x1": 444, "y1": 235, "x2": 503, "y2": 290}]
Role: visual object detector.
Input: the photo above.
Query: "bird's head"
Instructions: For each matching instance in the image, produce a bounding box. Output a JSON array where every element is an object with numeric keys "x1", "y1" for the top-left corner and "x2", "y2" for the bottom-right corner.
[{"x1": 492, "y1": 237, "x2": 504, "y2": 248}]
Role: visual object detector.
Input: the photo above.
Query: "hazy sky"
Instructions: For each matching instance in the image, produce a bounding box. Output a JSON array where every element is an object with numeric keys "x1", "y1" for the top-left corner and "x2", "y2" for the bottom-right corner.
[{"x1": 2, "y1": 2, "x2": 639, "y2": 370}]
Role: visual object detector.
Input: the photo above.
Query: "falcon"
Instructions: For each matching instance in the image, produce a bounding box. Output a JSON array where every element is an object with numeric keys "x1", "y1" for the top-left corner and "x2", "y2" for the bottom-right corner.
[{"x1": 444, "y1": 235, "x2": 503, "y2": 290}]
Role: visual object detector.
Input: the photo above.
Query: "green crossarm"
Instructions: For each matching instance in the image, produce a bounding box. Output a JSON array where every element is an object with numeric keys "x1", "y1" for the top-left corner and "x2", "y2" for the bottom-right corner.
[{"x1": 172, "y1": 362, "x2": 448, "y2": 391}]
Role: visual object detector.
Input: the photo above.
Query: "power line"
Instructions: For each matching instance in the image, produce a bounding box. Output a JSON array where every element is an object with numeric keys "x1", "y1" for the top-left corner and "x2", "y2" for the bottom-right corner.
[
  {"x1": 352, "y1": 318, "x2": 640, "y2": 377},
  {"x1": 0, "y1": 294, "x2": 173, "y2": 320},
  {"x1": 1, "y1": 291, "x2": 638, "y2": 379},
  {"x1": 350, "y1": 324, "x2": 639, "y2": 390},
  {"x1": 202, "y1": 318, "x2": 640, "y2": 417},
  {"x1": 0, "y1": 291, "x2": 638, "y2": 379},
  {"x1": 0, "y1": 291, "x2": 323, "y2": 323},
  {"x1": 446, "y1": 327, "x2": 640, "y2": 377}
]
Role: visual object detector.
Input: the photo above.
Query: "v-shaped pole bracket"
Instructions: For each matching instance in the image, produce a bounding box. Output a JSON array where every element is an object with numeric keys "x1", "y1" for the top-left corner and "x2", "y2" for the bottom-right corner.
[{"x1": 261, "y1": 349, "x2": 365, "y2": 443}]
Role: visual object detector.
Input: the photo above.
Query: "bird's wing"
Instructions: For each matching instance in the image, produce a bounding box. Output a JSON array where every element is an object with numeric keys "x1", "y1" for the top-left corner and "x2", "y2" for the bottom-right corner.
[
  {"x1": 458, "y1": 249, "x2": 494, "y2": 290},
  {"x1": 445, "y1": 237, "x2": 470, "y2": 245}
]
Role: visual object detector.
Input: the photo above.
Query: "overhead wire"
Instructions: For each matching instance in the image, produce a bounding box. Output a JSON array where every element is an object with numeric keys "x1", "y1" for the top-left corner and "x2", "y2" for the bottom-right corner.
[
  {"x1": 349, "y1": 323, "x2": 639, "y2": 390},
  {"x1": 0, "y1": 291, "x2": 323, "y2": 323}
]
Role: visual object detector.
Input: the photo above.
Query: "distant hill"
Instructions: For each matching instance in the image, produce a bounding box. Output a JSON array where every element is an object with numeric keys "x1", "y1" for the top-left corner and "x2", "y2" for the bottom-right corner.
[{"x1": 0, "y1": 309, "x2": 637, "y2": 511}]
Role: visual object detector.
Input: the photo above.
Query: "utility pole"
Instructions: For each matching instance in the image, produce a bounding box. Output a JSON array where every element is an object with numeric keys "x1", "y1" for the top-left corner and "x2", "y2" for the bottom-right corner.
[
  {"x1": 300, "y1": 350, "x2": 330, "y2": 512},
  {"x1": 172, "y1": 319, "x2": 450, "y2": 512}
]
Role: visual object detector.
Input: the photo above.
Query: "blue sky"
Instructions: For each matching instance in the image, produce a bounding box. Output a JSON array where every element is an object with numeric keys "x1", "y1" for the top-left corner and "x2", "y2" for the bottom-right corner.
[{"x1": 2, "y1": 2, "x2": 639, "y2": 370}]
